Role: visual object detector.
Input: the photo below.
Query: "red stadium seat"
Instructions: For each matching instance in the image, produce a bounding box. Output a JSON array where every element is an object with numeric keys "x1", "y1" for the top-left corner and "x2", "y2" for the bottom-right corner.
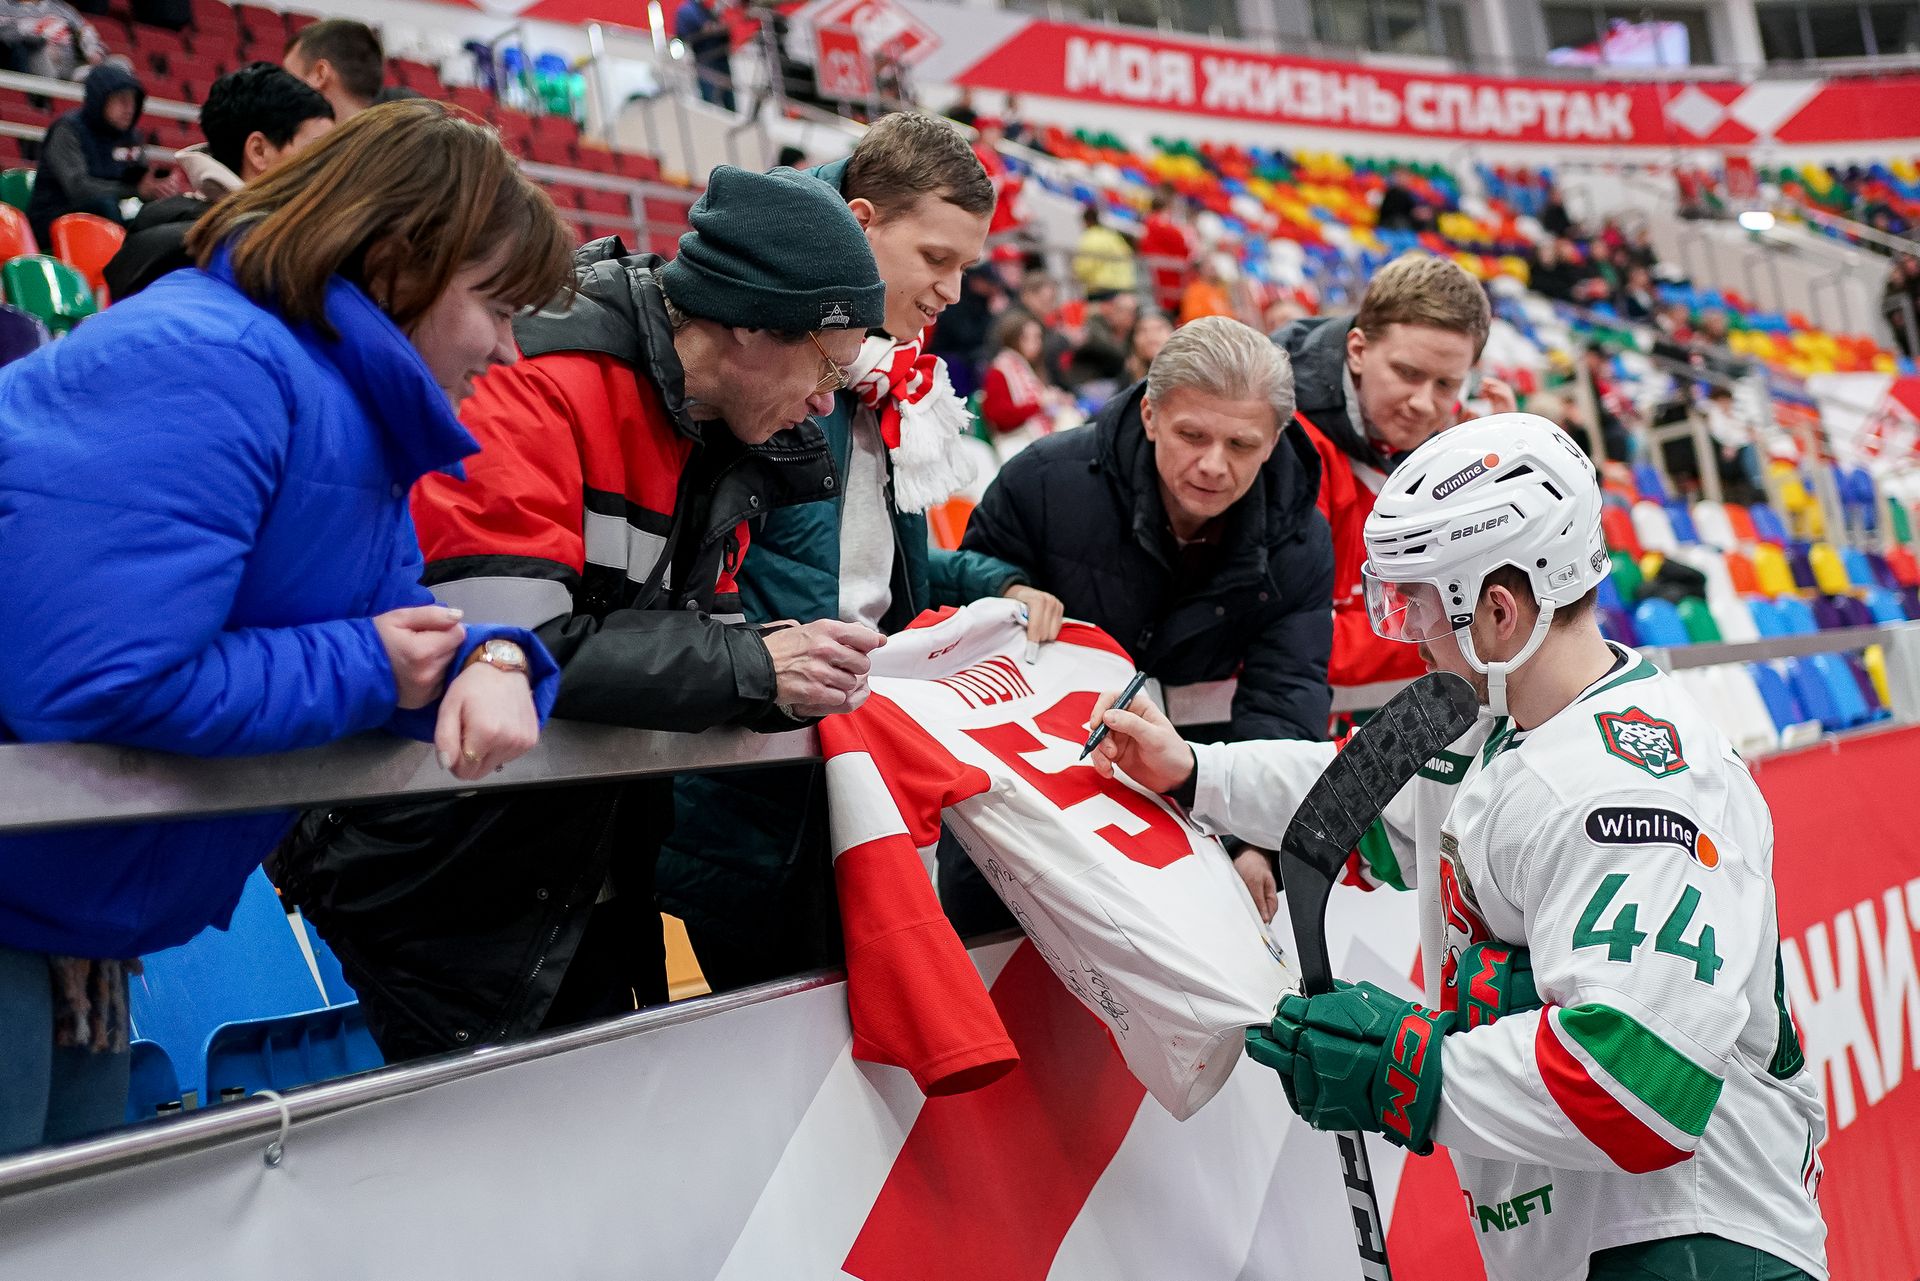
[
  {"x1": 1601, "y1": 505, "x2": 1640, "y2": 557},
  {"x1": 50, "y1": 213, "x2": 126, "y2": 304},
  {"x1": 1724, "y1": 549, "x2": 1759, "y2": 595},
  {"x1": 0, "y1": 203, "x2": 38, "y2": 259},
  {"x1": 581, "y1": 187, "x2": 629, "y2": 217},
  {"x1": 1725, "y1": 503, "x2": 1759, "y2": 544}
]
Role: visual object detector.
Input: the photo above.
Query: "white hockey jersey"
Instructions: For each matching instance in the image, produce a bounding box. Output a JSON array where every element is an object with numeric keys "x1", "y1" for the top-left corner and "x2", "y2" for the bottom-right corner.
[
  {"x1": 1189, "y1": 644, "x2": 1829, "y2": 1281},
  {"x1": 818, "y1": 599, "x2": 1293, "y2": 1119}
]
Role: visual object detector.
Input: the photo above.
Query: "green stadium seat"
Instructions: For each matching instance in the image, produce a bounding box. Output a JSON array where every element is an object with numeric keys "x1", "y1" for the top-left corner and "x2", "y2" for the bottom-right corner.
[
  {"x1": 1677, "y1": 597, "x2": 1723, "y2": 644},
  {"x1": 0, "y1": 167, "x2": 32, "y2": 214},
  {"x1": 1, "y1": 255, "x2": 98, "y2": 333}
]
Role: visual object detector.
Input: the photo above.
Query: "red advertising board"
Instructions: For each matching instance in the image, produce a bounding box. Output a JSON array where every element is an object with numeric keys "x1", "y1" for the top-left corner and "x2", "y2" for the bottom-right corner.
[
  {"x1": 948, "y1": 19, "x2": 1920, "y2": 148},
  {"x1": 816, "y1": 24, "x2": 872, "y2": 101}
]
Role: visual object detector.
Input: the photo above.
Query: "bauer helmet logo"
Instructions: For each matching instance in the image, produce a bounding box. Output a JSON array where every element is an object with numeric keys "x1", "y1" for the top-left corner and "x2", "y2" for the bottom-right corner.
[
  {"x1": 1595, "y1": 707, "x2": 1689, "y2": 778},
  {"x1": 1449, "y1": 513, "x2": 1511, "y2": 542},
  {"x1": 1432, "y1": 453, "x2": 1500, "y2": 500}
]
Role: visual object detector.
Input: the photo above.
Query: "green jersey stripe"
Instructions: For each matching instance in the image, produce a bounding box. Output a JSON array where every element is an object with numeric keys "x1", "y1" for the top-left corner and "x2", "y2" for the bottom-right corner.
[
  {"x1": 1580, "y1": 656, "x2": 1657, "y2": 703},
  {"x1": 1557, "y1": 1003, "x2": 1724, "y2": 1137},
  {"x1": 1355, "y1": 818, "x2": 1407, "y2": 891}
]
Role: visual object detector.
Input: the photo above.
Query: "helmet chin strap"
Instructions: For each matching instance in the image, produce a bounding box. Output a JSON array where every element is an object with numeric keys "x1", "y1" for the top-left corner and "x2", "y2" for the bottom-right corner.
[{"x1": 1455, "y1": 602, "x2": 1557, "y2": 720}]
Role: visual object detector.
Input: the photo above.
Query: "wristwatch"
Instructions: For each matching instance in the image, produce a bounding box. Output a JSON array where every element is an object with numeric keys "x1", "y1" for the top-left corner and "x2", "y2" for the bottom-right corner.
[{"x1": 465, "y1": 638, "x2": 530, "y2": 675}]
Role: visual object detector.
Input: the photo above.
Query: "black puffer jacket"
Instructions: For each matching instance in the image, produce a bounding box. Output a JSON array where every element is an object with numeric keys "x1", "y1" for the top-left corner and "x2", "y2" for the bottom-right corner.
[
  {"x1": 960, "y1": 381, "x2": 1334, "y2": 742},
  {"x1": 273, "y1": 239, "x2": 837, "y2": 1061}
]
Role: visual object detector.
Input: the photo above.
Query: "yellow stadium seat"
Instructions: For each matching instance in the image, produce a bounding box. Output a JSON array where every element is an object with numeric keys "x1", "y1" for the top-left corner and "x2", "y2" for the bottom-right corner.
[
  {"x1": 1865, "y1": 645, "x2": 1893, "y2": 707},
  {"x1": 1752, "y1": 543, "x2": 1797, "y2": 597},
  {"x1": 1639, "y1": 551, "x2": 1666, "y2": 582},
  {"x1": 1808, "y1": 542, "x2": 1850, "y2": 594}
]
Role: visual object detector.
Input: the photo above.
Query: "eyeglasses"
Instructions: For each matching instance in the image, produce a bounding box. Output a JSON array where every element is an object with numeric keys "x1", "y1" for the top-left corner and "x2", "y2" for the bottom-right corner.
[{"x1": 809, "y1": 331, "x2": 851, "y2": 396}]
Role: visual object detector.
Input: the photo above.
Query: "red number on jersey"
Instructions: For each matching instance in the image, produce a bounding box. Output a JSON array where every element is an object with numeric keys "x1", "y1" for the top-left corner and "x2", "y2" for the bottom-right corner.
[{"x1": 963, "y1": 690, "x2": 1192, "y2": 870}]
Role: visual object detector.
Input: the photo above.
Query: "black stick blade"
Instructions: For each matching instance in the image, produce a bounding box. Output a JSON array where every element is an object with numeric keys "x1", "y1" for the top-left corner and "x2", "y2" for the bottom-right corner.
[{"x1": 1280, "y1": 672, "x2": 1480, "y2": 880}]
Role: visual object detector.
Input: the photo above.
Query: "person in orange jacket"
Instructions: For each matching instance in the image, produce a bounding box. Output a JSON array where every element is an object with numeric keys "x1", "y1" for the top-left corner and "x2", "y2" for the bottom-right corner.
[{"x1": 1272, "y1": 253, "x2": 1516, "y2": 689}]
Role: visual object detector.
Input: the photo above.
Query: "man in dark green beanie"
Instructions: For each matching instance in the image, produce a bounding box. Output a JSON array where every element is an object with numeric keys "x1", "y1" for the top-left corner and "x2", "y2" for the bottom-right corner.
[{"x1": 275, "y1": 165, "x2": 896, "y2": 1063}]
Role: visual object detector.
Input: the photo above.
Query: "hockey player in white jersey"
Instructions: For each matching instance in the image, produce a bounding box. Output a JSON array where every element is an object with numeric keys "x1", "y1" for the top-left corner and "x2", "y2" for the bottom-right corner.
[{"x1": 1088, "y1": 414, "x2": 1828, "y2": 1281}]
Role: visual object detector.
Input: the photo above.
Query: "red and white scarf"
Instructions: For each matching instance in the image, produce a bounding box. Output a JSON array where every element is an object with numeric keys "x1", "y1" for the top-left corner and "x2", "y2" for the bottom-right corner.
[{"x1": 846, "y1": 330, "x2": 977, "y2": 514}]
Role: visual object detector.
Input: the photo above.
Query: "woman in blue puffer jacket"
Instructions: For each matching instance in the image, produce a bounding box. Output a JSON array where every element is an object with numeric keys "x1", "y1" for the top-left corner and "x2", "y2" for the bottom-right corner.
[{"x1": 0, "y1": 100, "x2": 572, "y2": 1151}]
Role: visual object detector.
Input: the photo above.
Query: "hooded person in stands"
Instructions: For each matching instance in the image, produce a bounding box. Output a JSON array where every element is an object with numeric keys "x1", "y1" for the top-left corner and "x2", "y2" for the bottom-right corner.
[
  {"x1": 1271, "y1": 252, "x2": 1516, "y2": 690},
  {"x1": 103, "y1": 63, "x2": 334, "y2": 300},
  {"x1": 275, "y1": 166, "x2": 896, "y2": 1062},
  {"x1": 25, "y1": 61, "x2": 182, "y2": 247},
  {"x1": 959, "y1": 316, "x2": 1333, "y2": 927},
  {"x1": 654, "y1": 112, "x2": 1063, "y2": 991}
]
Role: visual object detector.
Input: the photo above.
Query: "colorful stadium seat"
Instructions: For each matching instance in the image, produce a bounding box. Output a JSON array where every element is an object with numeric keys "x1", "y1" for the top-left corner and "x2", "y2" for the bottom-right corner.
[
  {"x1": 1690, "y1": 500, "x2": 1736, "y2": 550},
  {"x1": 1600, "y1": 504, "x2": 1641, "y2": 557},
  {"x1": 1808, "y1": 543, "x2": 1851, "y2": 594},
  {"x1": 1750, "y1": 504, "x2": 1789, "y2": 545},
  {"x1": 1677, "y1": 597, "x2": 1721, "y2": 643},
  {"x1": 1664, "y1": 500, "x2": 1699, "y2": 545},
  {"x1": 1596, "y1": 605, "x2": 1638, "y2": 646},
  {"x1": 49, "y1": 212, "x2": 126, "y2": 305},
  {"x1": 1774, "y1": 596, "x2": 1819, "y2": 634},
  {"x1": 1724, "y1": 549, "x2": 1760, "y2": 594},
  {"x1": 0, "y1": 301, "x2": 47, "y2": 368},
  {"x1": 0, "y1": 203, "x2": 34, "y2": 260},
  {"x1": 0, "y1": 255, "x2": 96, "y2": 333},
  {"x1": 1784, "y1": 658, "x2": 1840, "y2": 731},
  {"x1": 0, "y1": 167, "x2": 31, "y2": 214},
  {"x1": 1751, "y1": 544, "x2": 1796, "y2": 597},
  {"x1": 1632, "y1": 598, "x2": 1689, "y2": 645},
  {"x1": 1725, "y1": 504, "x2": 1760, "y2": 544},
  {"x1": 1812, "y1": 653, "x2": 1871, "y2": 727},
  {"x1": 1749, "y1": 663, "x2": 1806, "y2": 734},
  {"x1": 1866, "y1": 586, "x2": 1909, "y2": 623},
  {"x1": 1708, "y1": 595, "x2": 1760, "y2": 642},
  {"x1": 1608, "y1": 550, "x2": 1643, "y2": 603},
  {"x1": 1865, "y1": 644, "x2": 1894, "y2": 707},
  {"x1": 1630, "y1": 501, "x2": 1678, "y2": 554}
]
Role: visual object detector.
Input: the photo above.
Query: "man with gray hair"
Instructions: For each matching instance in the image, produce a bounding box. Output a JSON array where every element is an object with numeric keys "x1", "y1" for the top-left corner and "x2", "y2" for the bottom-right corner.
[{"x1": 958, "y1": 315, "x2": 1333, "y2": 924}]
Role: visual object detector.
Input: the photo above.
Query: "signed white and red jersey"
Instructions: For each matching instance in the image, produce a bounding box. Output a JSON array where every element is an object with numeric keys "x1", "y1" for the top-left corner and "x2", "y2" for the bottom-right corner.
[{"x1": 820, "y1": 599, "x2": 1292, "y2": 1119}]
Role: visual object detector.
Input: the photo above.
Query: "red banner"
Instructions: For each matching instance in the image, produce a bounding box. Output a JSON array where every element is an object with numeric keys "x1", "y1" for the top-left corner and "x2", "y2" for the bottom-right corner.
[
  {"x1": 1389, "y1": 726, "x2": 1920, "y2": 1280},
  {"x1": 950, "y1": 20, "x2": 1920, "y2": 148}
]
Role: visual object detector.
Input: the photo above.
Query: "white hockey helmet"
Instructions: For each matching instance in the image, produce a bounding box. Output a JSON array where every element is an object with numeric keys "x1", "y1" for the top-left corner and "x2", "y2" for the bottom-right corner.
[{"x1": 1361, "y1": 413, "x2": 1607, "y2": 714}]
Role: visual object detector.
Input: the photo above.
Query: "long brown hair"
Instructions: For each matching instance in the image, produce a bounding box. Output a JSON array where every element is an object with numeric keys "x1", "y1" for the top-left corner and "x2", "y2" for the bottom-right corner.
[{"x1": 187, "y1": 99, "x2": 572, "y2": 339}]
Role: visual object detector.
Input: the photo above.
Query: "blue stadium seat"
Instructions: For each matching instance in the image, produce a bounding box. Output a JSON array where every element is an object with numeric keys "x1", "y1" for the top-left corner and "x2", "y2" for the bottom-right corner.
[
  {"x1": 1812, "y1": 653, "x2": 1871, "y2": 727},
  {"x1": 1865, "y1": 586, "x2": 1908, "y2": 623},
  {"x1": 204, "y1": 1004, "x2": 384, "y2": 1101},
  {"x1": 125, "y1": 1039, "x2": 181, "y2": 1124},
  {"x1": 1749, "y1": 663, "x2": 1805, "y2": 733},
  {"x1": 1867, "y1": 551, "x2": 1900, "y2": 590},
  {"x1": 1746, "y1": 597, "x2": 1787, "y2": 637},
  {"x1": 1632, "y1": 460, "x2": 1669, "y2": 505},
  {"x1": 1773, "y1": 596, "x2": 1818, "y2": 634},
  {"x1": 1784, "y1": 659, "x2": 1840, "y2": 731},
  {"x1": 130, "y1": 870, "x2": 325, "y2": 1096},
  {"x1": 1843, "y1": 547, "x2": 1875, "y2": 587},
  {"x1": 1596, "y1": 573, "x2": 1624, "y2": 613},
  {"x1": 1664, "y1": 500, "x2": 1699, "y2": 545},
  {"x1": 1750, "y1": 505, "x2": 1788, "y2": 544},
  {"x1": 1632, "y1": 598, "x2": 1690, "y2": 645}
]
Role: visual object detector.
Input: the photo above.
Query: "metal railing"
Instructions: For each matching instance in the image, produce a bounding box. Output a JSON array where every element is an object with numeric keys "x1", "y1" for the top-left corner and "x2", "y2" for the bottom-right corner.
[{"x1": 0, "y1": 622, "x2": 1915, "y2": 1200}]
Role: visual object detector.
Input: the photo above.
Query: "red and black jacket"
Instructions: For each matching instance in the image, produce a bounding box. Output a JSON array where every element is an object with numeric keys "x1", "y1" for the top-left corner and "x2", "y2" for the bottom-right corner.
[{"x1": 275, "y1": 241, "x2": 839, "y2": 1063}]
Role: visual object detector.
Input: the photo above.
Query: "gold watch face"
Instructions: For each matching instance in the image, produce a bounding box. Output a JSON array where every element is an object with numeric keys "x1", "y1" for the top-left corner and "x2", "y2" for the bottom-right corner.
[{"x1": 483, "y1": 640, "x2": 528, "y2": 671}]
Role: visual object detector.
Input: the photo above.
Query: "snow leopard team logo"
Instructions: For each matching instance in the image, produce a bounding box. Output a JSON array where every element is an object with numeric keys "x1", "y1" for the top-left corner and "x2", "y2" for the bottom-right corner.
[{"x1": 1595, "y1": 707, "x2": 1688, "y2": 778}]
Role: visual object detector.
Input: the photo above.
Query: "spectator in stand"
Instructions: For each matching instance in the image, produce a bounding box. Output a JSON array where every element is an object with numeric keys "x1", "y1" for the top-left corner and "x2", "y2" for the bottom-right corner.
[
  {"x1": 961, "y1": 316, "x2": 1332, "y2": 923},
  {"x1": 970, "y1": 116, "x2": 1021, "y2": 238},
  {"x1": 25, "y1": 62, "x2": 181, "y2": 249},
  {"x1": 1072, "y1": 203, "x2": 1136, "y2": 296},
  {"x1": 1528, "y1": 236, "x2": 1582, "y2": 303},
  {"x1": 656, "y1": 113, "x2": 1063, "y2": 991},
  {"x1": 1887, "y1": 257, "x2": 1920, "y2": 357},
  {"x1": 1539, "y1": 184, "x2": 1572, "y2": 238},
  {"x1": 1582, "y1": 343, "x2": 1633, "y2": 462},
  {"x1": 1013, "y1": 268, "x2": 1072, "y2": 385},
  {"x1": 1692, "y1": 307, "x2": 1749, "y2": 382},
  {"x1": 943, "y1": 85, "x2": 977, "y2": 129},
  {"x1": 1375, "y1": 171, "x2": 1422, "y2": 232},
  {"x1": 1273, "y1": 252, "x2": 1515, "y2": 690},
  {"x1": 1122, "y1": 307, "x2": 1171, "y2": 384},
  {"x1": 980, "y1": 307, "x2": 1061, "y2": 442},
  {"x1": 1066, "y1": 286, "x2": 1136, "y2": 401},
  {"x1": 0, "y1": 0, "x2": 103, "y2": 79},
  {"x1": 775, "y1": 144, "x2": 807, "y2": 169},
  {"x1": 1616, "y1": 262, "x2": 1658, "y2": 321},
  {"x1": 276, "y1": 165, "x2": 895, "y2": 1061},
  {"x1": 1000, "y1": 92, "x2": 1029, "y2": 146},
  {"x1": 283, "y1": 19, "x2": 385, "y2": 121},
  {"x1": 0, "y1": 100, "x2": 569, "y2": 1151},
  {"x1": 926, "y1": 260, "x2": 1002, "y2": 398},
  {"x1": 103, "y1": 63, "x2": 334, "y2": 300},
  {"x1": 1178, "y1": 250, "x2": 1237, "y2": 325},
  {"x1": 674, "y1": 0, "x2": 734, "y2": 112},
  {"x1": 1138, "y1": 188, "x2": 1193, "y2": 316},
  {"x1": 1263, "y1": 287, "x2": 1315, "y2": 333}
]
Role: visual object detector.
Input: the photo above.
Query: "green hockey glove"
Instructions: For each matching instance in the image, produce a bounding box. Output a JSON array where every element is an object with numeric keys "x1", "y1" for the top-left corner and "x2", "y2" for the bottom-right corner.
[
  {"x1": 1451, "y1": 941, "x2": 1540, "y2": 1029},
  {"x1": 1245, "y1": 980, "x2": 1456, "y2": 1155}
]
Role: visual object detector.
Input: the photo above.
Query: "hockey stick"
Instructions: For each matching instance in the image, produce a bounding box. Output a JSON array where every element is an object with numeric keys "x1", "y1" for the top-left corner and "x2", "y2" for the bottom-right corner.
[{"x1": 1277, "y1": 671, "x2": 1480, "y2": 1281}]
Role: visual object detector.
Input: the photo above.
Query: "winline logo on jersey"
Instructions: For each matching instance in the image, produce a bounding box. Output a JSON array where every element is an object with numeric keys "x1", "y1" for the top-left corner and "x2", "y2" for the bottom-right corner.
[{"x1": 1584, "y1": 805, "x2": 1721, "y2": 869}]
